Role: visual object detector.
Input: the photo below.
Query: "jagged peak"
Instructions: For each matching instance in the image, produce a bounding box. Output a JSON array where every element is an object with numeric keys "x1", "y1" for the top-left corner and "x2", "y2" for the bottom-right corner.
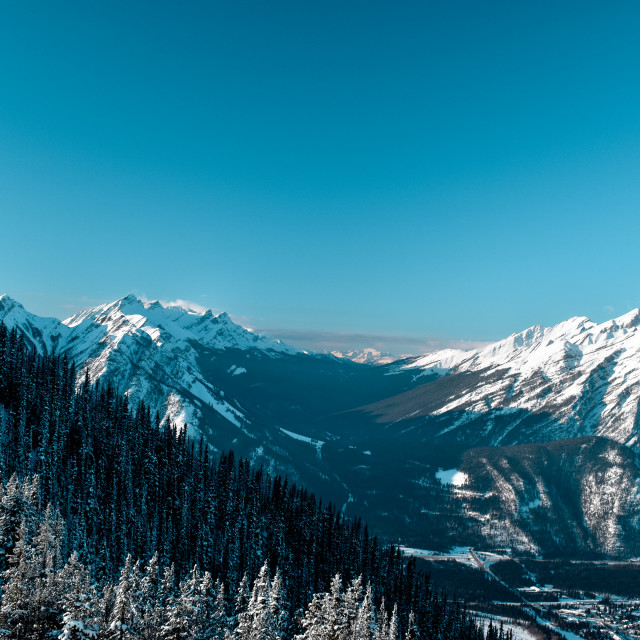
[
  {"x1": 61, "y1": 294, "x2": 296, "y2": 353},
  {"x1": 613, "y1": 308, "x2": 640, "y2": 329},
  {"x1": 0, "y1": 294, "x2": 24, "y2": 310},
  {"x1": 552, "y1": 315, "x2": 591, "y2": 331},
  {"x1": 405, "y1": 310, "x2": 626, "y2": 380}
]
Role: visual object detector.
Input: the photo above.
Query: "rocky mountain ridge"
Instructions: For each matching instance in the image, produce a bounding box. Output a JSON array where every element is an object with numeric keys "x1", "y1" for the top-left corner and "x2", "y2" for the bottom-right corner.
[{"x1": 387, "y1": 308, "x2": 640, "y2": 449}]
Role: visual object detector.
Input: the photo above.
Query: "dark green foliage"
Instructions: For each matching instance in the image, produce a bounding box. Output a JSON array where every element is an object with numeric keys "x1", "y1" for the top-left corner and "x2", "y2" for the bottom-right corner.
[
  {"x1": 414, "y1": 559, "x2": 516, "y2": 605},
  {"x1": 489, "y1": 560, "x2": 535, "y2": 588},
  {"x1": 521, "y1": 559, "x2": 640, "y2": 599},
  {"x1": 0, "y1": 322, "x2": 482, "y2": 639}
]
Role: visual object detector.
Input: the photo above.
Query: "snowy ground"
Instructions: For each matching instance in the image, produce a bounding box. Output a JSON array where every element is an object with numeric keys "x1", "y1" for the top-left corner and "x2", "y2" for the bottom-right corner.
[
  {"x1": 399, "y1": 546, "x2": 509, "y2": 569},
  {"x1": 435, "y1": 467, "x2": 469, "y2": 486},
  {"x1": 475, "y1": 614, "x2": 537, "y2": 640},
  {"x1": 477, "y1": 613, "x2": 588, "y2": 640}
]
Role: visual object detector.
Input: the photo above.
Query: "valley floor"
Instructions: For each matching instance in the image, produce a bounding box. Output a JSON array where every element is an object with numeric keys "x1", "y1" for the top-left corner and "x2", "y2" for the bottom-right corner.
[{"x1": 401, "y1": 546, "x2": 640, "y2": 639}]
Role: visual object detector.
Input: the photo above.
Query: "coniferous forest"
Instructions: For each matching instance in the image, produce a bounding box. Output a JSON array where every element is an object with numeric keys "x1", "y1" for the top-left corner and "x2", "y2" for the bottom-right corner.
[{"x1": 0, "y1": 323, "x2": 500, "y2": 640}]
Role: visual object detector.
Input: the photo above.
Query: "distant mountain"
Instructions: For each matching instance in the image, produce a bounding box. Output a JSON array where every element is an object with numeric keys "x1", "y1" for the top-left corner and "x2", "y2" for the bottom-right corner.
[
  {"x1": 389, "y1": 309, "x2": 640, "y2": 448},
  {"x1": 61, "y1": 294, "x2": 298, "y2": 436},
  {"x1": 4, "y1": 294, "x2": 640, "y2": 558},
  {"x1": 346, "y1": 310, "x2": 640, "y2": 555},
  {"x1": 330, "y1": 348, "x2": 398, "y2": 365}
]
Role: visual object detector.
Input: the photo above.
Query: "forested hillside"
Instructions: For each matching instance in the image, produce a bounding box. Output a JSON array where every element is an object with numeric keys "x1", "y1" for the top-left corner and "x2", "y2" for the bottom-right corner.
[{"x1": 0, "y1": 323, "x2": 492, "y2": 639}]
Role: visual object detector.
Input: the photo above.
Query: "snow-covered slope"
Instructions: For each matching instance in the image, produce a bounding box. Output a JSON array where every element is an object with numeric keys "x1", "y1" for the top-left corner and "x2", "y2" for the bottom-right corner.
[
  {"x1": 398, "y1": 309, "x2": 640, "y2": 449},
  {"x1": 0, "y1": 295, "x2": 69, "y2": 352},
  {"x1": 0, "y1": 294, "x2": 297, "y2": 439},
  {"x1": 0, "y1": 293, "x2": 424, "y2": 545},
  {"x1": 59, "y1": 294, "x2": 296, "y2": 436}
]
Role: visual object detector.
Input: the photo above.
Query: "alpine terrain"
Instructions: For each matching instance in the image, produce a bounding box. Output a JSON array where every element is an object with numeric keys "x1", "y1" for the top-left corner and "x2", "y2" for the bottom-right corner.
[{"x1": 3, "y1": 293, "x2": 640, "y2": 558}]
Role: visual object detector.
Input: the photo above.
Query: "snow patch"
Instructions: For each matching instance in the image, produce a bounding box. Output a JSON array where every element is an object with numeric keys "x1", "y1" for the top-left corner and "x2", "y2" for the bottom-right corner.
[
  {"x1": 398, "y1": 547, "x2": 437, "y2": 557},
  {"x1": 279, "y1": 428, "x2": 324, "y2": 459},
  {"x1": 476, "y1": 615, "x2": 537, "y2": 640},
  {"x1": 436, "y1": 468, "x2": 468, "y2": 487}
]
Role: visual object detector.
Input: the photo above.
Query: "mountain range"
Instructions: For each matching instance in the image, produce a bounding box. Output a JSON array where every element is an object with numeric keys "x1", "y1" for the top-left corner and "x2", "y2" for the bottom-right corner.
[{"x1": 3, "y1": 293, "x2": 640, "y2": 558}]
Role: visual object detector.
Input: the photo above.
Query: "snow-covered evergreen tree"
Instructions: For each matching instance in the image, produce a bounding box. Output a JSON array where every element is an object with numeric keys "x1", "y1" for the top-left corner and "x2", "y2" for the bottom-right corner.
[
  {"x1": 0, "y1": 518, "x2": 35, "y2": 638},
  {"x1": 58, "y1": 552, "x2": 98, "y2": 640},
  {"x1": 236, "y1": 562, "x2": 271, "y2": 640},
  {"x1": 233, "y1": 573, "x2": 250, "y2": 631},
  {"x1": 377, "y1": 599, "x2": 389, "y2": 640},
  {"x1": 159, "y1": 564, "x2": 204, "y2": 640},
  {"x1": 107, "y1": 554, "x2": 138, "y2": 639},
  {"x1": 200, "y1": 575, "x2": 228, "y2": 640},
  {"x1": 342, "y1": 575, "x2": 362, "y2": 640},
  {"x1": 139, "y1": 551, "x2": 162, "y2": 638},
  {"x1": 404, "y1": 611, "x2": 417, "y2": 640},
  {"x1": 387, "y1": 605, "x2": 399, "y2": 640},
  {"x1": 267, "y1": 568, "x2": 288, "y2": 640},
  {"x1": 355, "y1": 583, "x2": 377, "y2": 640}
]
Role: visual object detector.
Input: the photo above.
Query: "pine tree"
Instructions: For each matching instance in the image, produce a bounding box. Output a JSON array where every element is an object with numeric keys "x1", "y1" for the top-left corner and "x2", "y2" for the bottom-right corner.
[
  {"x1": 28, "y1": 504, "x2": 66, "y2": 636},
  {"x1": 139, "y1": 551, "x2": 162, "y2": 638},
  {"x1": 236, "y1": 562, "x2": 271, "y2": 640},
  {"x1": 342, "y1": 576, "x2": 362, "y2": 640},
  {"x1": 295, "y1": 590, "x2": 326, "y2": 640},
  {"x1": 233, "y1": 573, "x2": 250, "y2": 631},
  {"x1": 404, "y1": 611, "x2": 417, "y2": 640},
  {"x1": 267, "y1": 569, "x2": 288, "y2": 640},
  {"x1": 387, "y1": 605, "x2": 399, "y2": 640},
  {"x1": 355, "y1": 583, "x2": 377, "y2": 640},
  {"x1": 200, "y1": 576, "x2": 228, "y2": 640},
  {"x1": 58, "y1": 552, "x2": 98, "y2": 640},
  {"x1": 377, "y1": 599, "x2": 389, "y2": 640},
  {"x1": 0, "y1": 518, "x2": 35, "y2": 638},
  {"x1": 159, "y1": 564, "x2": 203, "y2": 640},
  {"x1": 0, "y1": 475, "x2": 23, "y2": 573},
  {"x1": 325, "y1": 573, "x2": 344, "y2": 640},
  {"x1": 107, "y1": 554, "x2": 138, "y2": 640}
]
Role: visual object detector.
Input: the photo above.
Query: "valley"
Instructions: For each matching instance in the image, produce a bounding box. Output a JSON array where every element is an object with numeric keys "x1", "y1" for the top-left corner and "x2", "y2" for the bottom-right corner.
[{"x1": 3, "y1": 293, "x2": 640, "y2": 563}]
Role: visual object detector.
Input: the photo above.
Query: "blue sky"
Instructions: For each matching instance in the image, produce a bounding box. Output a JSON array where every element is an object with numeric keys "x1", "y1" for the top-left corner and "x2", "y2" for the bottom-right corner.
[{"x1": 2, "y1": 1, "x2": 640, "y2": 354}]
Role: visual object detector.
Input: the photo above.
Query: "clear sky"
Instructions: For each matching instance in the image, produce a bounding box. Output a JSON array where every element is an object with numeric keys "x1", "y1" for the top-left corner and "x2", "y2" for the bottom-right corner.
[{"x1": 2, "y1": 1, "x2": 640, "y2": 354}]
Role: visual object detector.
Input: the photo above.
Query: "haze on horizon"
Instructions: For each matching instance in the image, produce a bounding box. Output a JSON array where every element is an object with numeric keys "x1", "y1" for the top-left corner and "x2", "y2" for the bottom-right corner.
[{"x1": 2, "y1": 1, "x2": 640, "y2": 353}]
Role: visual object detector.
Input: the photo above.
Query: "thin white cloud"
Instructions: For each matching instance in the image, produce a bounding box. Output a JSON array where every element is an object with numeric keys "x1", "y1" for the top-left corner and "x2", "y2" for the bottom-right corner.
[
  {"x1": 139, "y1": 295, "x2": 213, "y2": 315},
  {"x1": 161, "y1": 298, "x2": 210, "y2": 314}
]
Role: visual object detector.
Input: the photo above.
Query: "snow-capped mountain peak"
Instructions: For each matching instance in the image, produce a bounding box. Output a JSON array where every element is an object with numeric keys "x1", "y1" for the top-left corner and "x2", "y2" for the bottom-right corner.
[
  {"x1": 50, "y1": 294, "x2": 298, "y2": 434},
  {"x1": 402, "y1": 308, "x2": 640, "y2": 448},
  {"x1": 63, "y1": 294, "x2": 296, "y2": 353},
  {"x1": 0, "y1": 293, "x2": 299, "y2": 441}
]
